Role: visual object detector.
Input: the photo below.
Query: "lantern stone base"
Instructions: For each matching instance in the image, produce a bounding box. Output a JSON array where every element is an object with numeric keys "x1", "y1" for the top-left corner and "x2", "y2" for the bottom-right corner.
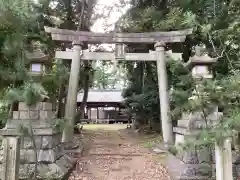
[
  {"x1": 168, "y1": 111, "x2": 217, "y2": 180},
  {"x1": 169, "y1": 111, "x2": 240, "y2": 180},
  {"x1": 161, "y1": 152, "x2": 215, "y2": 180},
  {"x1": 0, "y1": 102, "x2": 80, "y2": 180},
  {"x1": 170, "y1": 127, "x2": 213, "y2": 180},
  {"x1": 18, "y1": 154, "x2": 77, "y2": 180}
]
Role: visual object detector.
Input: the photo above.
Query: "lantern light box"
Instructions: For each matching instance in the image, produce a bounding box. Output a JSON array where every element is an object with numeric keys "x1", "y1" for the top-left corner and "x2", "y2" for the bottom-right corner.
[{"x1": 27, "y1": 48, "x2": 50, "y2": 75}]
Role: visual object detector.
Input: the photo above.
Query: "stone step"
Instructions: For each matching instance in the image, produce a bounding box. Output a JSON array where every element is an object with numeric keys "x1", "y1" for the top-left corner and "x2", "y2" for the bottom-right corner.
[
  {"x1": 5, "y1": 120, "x2": 52, "y2": 129},
  {"x1": 173, "y1": 127, "x2": 190, "y2": 135},
  {"x1": 89, "y1": 153, "x2": 142, "y2": 157},
  {"x1": 177, "y1": 119, "x2": 219, "y2": 129},
  {"x1": 177, "y1": 119, "x2": 190, "y2": 128}
]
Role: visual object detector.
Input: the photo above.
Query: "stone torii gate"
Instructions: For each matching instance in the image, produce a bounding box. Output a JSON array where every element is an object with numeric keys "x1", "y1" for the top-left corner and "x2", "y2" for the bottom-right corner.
[{"x1": 44, "y1": 27, "x2": 192, "y2": 145}]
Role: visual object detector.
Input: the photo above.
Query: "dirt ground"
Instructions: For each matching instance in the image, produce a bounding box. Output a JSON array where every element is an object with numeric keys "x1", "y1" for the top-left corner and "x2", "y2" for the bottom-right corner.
[{"x1": 68, "y1": 124, "x2": 171, "y2": 180}]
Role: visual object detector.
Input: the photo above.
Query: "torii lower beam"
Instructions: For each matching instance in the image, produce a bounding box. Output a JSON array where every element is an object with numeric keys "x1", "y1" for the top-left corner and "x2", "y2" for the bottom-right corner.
[{"x1": 55, "y1": 51, "x2": 182, "y2": 61}]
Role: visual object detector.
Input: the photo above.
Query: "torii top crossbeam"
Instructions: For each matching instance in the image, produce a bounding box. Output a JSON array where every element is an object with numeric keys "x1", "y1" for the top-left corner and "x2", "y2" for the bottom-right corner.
[{"x1": 44, "y1": 27, "x2": 192, "y2": 44}]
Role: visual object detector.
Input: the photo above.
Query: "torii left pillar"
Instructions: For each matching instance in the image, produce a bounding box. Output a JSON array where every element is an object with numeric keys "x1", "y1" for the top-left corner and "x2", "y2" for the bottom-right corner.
[
  {"x1": 155, "y1": 42, "x2": 173, "y2": 146},
  {"x1": 62, "y1": 41, "x2": 82, "y2": 143}
]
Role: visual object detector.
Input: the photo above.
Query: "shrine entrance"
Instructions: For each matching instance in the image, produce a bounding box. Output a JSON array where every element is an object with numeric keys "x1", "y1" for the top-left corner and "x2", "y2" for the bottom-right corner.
[{"x1": 44, "y1": 26, "x2": 192, "y2": 145}]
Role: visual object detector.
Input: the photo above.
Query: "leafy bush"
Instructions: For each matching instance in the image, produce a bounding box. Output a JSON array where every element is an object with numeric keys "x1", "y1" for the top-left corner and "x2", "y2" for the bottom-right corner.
[{"x1": 0, "y1": 104, "x2": 8, "y2": 128}]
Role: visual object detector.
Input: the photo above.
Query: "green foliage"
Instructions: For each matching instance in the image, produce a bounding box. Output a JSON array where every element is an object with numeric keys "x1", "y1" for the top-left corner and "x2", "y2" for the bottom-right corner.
[
  {"x1": 120, "y1": 0, "x2": 240, "y2": 140},
  {"x1": 168, "y1": 145, "x2": 178, "y2": 155},
  {"x1": 22, "y1": 83, "x2": 48, "y2": 106},
  {"x1": 122, "y1": 58, "x2": 194, "y2": 130},
  {"x1": 92, "y1": 61, "x2": 126, "y2": 90},
  {"x1": 5, "y1": 82, "x2": 48, "y2": 106},
  {"x1": 0, "y1": 104, "x2": 8, "y2": 128},
  {"x1": 41, "y1": 59, "x2": 69, "y2": 99},
  {"x1": 178, "y1": 71, "x2": 240, "y2": 147},
  {"x1": 50, "y1": 118, "x2": 67, "y2": 132},
  {"x1": 0, "y1": 0, "x2": 36, "y2": 31}
]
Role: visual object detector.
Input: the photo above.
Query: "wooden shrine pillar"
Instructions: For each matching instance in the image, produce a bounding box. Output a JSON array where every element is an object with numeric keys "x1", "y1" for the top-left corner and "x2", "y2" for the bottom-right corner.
[
  {"x1": 62, "y1": 41, "x2": 82, "y2": 143},
  {"x1": 97, "y1": 107, "x2": 99, "y2": 120},
  {"x1": 89, "y1": 108, "x2": 92, "y2": 120},
  {"x1": 155, "y1": 41, "x2": 173, "y2": 145}
]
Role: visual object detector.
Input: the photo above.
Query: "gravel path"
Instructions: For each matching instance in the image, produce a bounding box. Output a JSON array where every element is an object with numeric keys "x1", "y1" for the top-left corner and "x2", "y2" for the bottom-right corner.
[{"x1": 69, "y1": 128, "x2": 171, "y2": 180}]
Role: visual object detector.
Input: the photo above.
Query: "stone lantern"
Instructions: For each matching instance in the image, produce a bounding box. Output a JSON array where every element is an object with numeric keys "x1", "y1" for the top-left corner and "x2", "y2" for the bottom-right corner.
[
  {"x1": 0, "y1": 46, "x2": 76, "y2": 179},
  {"x1": 171, "y1": 46, "x2": 221, "y2": 179}
]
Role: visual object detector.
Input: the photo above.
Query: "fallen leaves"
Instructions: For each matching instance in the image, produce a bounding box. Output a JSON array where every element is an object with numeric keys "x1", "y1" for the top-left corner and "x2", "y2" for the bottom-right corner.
[{"x1": 68, "y1": 128, "x2": 171, "y2": 180}]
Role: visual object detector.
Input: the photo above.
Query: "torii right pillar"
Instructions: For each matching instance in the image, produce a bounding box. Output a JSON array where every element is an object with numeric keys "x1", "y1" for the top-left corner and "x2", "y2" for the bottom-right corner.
[{"x1": 155, "y1": 41, "x2": 173, "y2": 146}]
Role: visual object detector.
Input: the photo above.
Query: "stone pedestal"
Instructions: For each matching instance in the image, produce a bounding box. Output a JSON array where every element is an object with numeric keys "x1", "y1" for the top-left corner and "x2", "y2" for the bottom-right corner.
[
  {"x1": 172, "y1": 111, "x2": 223, "y2": 179},
  {"x1": 0, "y1": 102, "x2": 77, "y2": 179}
]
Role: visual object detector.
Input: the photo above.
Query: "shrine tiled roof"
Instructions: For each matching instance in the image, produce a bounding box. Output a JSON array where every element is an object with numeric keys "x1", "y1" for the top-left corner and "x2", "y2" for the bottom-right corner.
[{"x1": 77, "y1": 90, "x2": 124, "y2": 103}]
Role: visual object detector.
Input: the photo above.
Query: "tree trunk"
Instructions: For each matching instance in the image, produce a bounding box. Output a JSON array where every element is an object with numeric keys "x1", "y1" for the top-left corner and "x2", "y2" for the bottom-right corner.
[
  {"x1": 75, "y1": 62, "x2": 90, "y2": 122},
  {"x1": 8, "y1": 103, "x2": 14, "y2": 119},
  {"x1": 56, "y1": 83, "x2": 65, "y2": 118}
]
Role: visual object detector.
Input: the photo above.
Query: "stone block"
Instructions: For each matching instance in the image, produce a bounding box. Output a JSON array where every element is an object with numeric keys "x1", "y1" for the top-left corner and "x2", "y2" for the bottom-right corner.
[
  {"x1": 195, "y1": 164, "x2": 212, "y2": 176},
  {"x1": 175, "y1": 134, "x2": 185, "y2": 146},
  {"x1": 37, "y1": 164, "x2": 50, "y2": 178},
  {"x1": 19, "y1": 155, "x2": 77, "y2": 180},
  {"x1": 19, "y1": 111, "x2": 30, "y2": 120},
  {"x1": 182, "y1": 150, "x2": 199, "y2": 164},
  {"x1": 20, "y1": 149, "x2": 37, "y2": 163},
  {"x1": 55, "y1": 154, "x2": 74, "y2": 173},
  {"x1": 38, "y1": 149, "x2": 57, "y2": 163},
  {"x1": 42, "y1": 102, "x2": 53, "y2": 111},
  {"x1": 55, "y1": 144, "x2": 63, "y2": 158},
  {"x1": 19, "y1": 102, "x2": 43, "y2": 111},
  {"x1": 173, "y1": 127, "x2": 190, "y2": 135},
  {"x1": 177, "y1": 119, "x2": 190, "y2": 128},
  {"x1": 29, "y1": 103, "x2": 42, "y2": 111},
  {"x1": 18, "y1": 102, "x2": 29, "y2": 111},
  {"x1": 23, "y1": 137, "x2": 33, "y2": 149},
  {"x1": 32, "y1": 128, "x2": 59, "y2": 136},
  {"x1": 19, "y1": 110, "x2": 39, "y2": 120},
  {"x1": 182, "y1": 167, "x2": 196, "y2": 176},
  {"x1": 29, "y1": 110, "x2": 39, "y2": 120},
  {"x1": 19, "y1": 164, "x2": 35, "y2": 179},
  {"x1": 5, "y1": 119, "x2": 51, "y2": 129},
  {"x1": 55, "y1": 134, "x2": 61, "y2": 144},
  {"x1": 35, "y1": 136, "x2": 42, "y2": 149},
  {"x1": 13, "y1": 111, "x2": 19, "y2": 120},
  {"x1": 40, "y1": 110, "x2": 53, "y2": 120},
  {"x1": 42, "y1": 136, "x2": 54, "y2": 149},
  {"x1": 38, "y1": 155, "x2": 76, "y2": 179},
  {"x1": 197, "y1": 148, "x2": 212, "y2": 164},
  {"x1": 46, "y1": 163, "x2": 64, "y2": 178},
  {"x1": 23, "y1": 136, "x2": 42, "y2": 150}
]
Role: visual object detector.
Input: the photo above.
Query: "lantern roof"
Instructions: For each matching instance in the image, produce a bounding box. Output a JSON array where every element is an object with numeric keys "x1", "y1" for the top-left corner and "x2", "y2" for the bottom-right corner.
[
  {"x1": 185, "y1": 46, "x2": 217, "y2": 69},
  {"x1": 26, "y1": 49, "x2": 50, "y2": 64},
  {"x1": 26, "y1": 42, "x2": 50, "y2": 64}
]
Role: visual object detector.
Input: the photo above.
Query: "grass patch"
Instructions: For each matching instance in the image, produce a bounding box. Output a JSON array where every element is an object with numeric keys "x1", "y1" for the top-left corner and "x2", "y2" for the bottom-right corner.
[
  {"x1": 138, "y1": 134, "x2": 163, "y2": 148},
  {"x1": 168, "y1": 145, "x2": 178, "y2": 155},
  {"x1": 152, "y1": 153, "x2": 167, "y2": 162},
  {"x1": 81, "y1": 124, "x2": 127, "y2": 131}
]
